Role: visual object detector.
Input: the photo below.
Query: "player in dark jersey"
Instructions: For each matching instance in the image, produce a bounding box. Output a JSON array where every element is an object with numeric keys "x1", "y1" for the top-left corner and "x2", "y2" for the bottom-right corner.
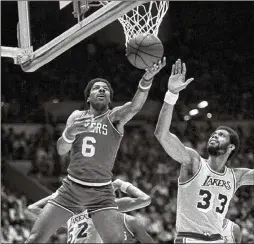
[
  {"x1": 25, "y1": 57, "x2": 166, "y2": 243},
  {"x1": 25, "y1": 179, "x2": 155, "y2": 243},
  {"x1": 155, "y1": 59, "x2": 254, "y2": 243}
]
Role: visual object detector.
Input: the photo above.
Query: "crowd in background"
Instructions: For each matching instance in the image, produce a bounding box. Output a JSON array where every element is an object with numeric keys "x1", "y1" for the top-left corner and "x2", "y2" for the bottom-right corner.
[
  {"x1": 2, "y1": 6, "x2": 254, "y2": 122},
  {"x1": 1, "y1": 2, "x2": 254, "y2": 243},
  {"x1": 2, "y1": 120, "x2": 254, "y2": 243},
  {"x1": 2, "y1": 38, "x2": 254, "y2": 123},
  {"x1": 1, "y1": 184, "x2": 66, "y2": 243}
]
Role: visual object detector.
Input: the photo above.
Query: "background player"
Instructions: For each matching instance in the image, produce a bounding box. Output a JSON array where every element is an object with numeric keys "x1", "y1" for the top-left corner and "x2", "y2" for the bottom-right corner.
[
  {"x1": 223, "y1": 218, "x2": 241, "y2": 243},
  {"x1": 154, "y1": 59, "x2": 254, "y2": 243},
  {"x1": 26, "y1": 179, "x2": 155, "y2": 243},
  {"x1": 25, "y1": 58, "x2": 166, "y2": 243}
]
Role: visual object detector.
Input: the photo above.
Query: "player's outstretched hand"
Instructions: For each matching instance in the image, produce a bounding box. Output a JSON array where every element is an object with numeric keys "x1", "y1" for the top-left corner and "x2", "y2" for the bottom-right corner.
[
  {"x1": 65, "y1": 115, "x2": 93, "y2": 138},
  {"x1": 168, "y1": 59, "x2": 194, "y2": 94},
  {"x1": 143, "y1": 57, "x2": 166, "y2": 80}
]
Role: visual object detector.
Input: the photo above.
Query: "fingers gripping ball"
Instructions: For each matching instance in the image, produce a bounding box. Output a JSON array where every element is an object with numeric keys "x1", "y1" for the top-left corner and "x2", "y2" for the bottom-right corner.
[{"x1": 126, "y1": 33, "x2": 164, "y2": 70}]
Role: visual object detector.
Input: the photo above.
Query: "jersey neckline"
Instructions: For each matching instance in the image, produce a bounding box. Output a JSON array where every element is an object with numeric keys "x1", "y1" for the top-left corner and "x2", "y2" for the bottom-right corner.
[{"x1": 204, "y1": 159, "x2": 227, "y2": 176}]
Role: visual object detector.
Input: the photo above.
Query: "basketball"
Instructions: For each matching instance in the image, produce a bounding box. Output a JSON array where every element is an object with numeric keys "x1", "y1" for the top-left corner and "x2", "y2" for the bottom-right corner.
[{"x1": 126, "y1": 33, "x2": 164, "y2": 69}]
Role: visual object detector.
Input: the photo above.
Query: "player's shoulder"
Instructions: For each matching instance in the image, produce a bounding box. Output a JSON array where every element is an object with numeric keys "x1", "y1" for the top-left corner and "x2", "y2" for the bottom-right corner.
[
  {"x1": 66, "y1": 110, "x2": 87, "y2": 126},
  {"x1": 71, "y1": 110, "x2": 85, "y2": 118},
  {"x1": 231, "y1": 167, "x2": 251, "y2": 180},
  {"x1": 68, "y1": 110, "x2": 85, "y2": 121}
]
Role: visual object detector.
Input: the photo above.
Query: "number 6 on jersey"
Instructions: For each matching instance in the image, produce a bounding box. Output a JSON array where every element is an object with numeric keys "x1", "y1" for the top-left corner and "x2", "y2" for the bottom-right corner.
[{"x1": 82, "y1": 136, "x2": 96, "y2": 157}]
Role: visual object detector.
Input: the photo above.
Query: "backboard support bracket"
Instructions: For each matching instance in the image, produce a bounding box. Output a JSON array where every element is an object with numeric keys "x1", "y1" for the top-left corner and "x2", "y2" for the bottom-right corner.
[
  {"x1": 1, "y1": 1, "x2": 147, "y2": 72},
  {"x1": 1, "y1": 46, "x2": 33, "y2": 64}
]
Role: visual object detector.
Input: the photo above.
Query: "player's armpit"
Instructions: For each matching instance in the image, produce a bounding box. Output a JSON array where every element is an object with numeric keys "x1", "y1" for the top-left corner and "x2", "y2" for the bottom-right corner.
[
  {"x1": 233, "y1": 168, "x2": 254, "y2": 188},
  {"x1": 156, "y1": 132, "x2": 199, "y2": 166}
]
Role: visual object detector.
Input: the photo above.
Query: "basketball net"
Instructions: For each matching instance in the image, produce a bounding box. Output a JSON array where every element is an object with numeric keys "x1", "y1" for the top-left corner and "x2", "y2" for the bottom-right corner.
[{"x1": 100, "y1": 1, "x2": 169, "y2": 46}]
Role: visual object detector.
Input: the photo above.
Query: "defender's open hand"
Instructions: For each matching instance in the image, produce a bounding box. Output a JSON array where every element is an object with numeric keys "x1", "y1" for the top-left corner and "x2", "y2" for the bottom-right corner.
[{"x1": 168, "y1": 59, "x2": 194, "y2": 94}]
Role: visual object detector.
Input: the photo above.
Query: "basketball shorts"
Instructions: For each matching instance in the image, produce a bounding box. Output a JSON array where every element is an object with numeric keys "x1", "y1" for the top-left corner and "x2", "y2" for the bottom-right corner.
[
  {"x1": 175, "y1": 232, "x2": 224, "y2": 244},
  {"x1": 48, "y1": 177, "x2": 118, "y2": 215}
]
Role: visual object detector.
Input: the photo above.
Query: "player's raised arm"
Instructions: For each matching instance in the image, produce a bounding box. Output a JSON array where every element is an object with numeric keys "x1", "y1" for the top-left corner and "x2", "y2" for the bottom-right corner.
[
  {"x1": 109, "y1": 57, "x2": 166, "y2": 134},
  {"x1": 56, "y1": 110, "x2": 92, "y2": 155},
  {"x1": 154, "y1": 59, "x2": 197, "y2": 165},
  {"x1": 113, "y1": 179, "x2": 151, "y2": 212},
  {"x1": 233, "y1": 168, "x2": 254, "y2": 189}
]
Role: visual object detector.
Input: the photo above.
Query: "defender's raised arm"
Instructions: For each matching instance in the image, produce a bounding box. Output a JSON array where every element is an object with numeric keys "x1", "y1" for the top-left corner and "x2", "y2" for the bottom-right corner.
[{"x1": 154, "y1": 59, "x2": 197, "y2": 165}]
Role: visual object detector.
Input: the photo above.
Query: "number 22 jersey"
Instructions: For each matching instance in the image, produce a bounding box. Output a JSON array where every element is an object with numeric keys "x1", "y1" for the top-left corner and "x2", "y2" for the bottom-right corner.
[
  {"x1": 67, "y1": 110, "x2": 123, "y2": 185},
  {"x1": 176, "y1": 158, "x2": 236, "y2": 236},
  {"x1": 67, "y1": 210, "x2": 102, "y2": 243},
  {"x1": 67, "y1": 210, "x2": 137, "y2": 243}
]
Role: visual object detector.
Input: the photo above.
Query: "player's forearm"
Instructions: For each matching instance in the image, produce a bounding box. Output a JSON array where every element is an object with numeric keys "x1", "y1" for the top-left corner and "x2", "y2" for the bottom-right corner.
[
  {"x1": 129, "y1": 77, "x2": 153, "y2": 111},
  {"x1": 125, "y1": 184, "x2": 150, "y2": 201},
  {"x1": 154, "y1": 101, "x2": 174, "y2": 139},
  {"x1": 155, "y1": 96, "x2": 191, "y2": 164},
  {"x1": 57, "y1": 136, "x2": 72, "y2": 155},
  {"x1": 116, "y1": 182, "x2": 151, "y2": 212},
  {"x1": 116, "y1": 197, "x2": 150, "y2": 212}
]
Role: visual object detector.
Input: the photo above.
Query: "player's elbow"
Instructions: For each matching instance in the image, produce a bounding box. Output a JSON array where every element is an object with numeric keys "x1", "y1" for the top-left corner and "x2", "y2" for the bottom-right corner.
[
  {"x1": 154, "y1": 128, "x2": 163, "y2": 142},
  {"x1": 154, "y1": 128, "x2": 168, "y2": 144},
  {"x1": 27, "y1": 204, "x2": 34, "y2": 211},
  {"x1": 154, "y1": 131, "x2": 169, "y2": 150},
  {"x1": 139, "y1": 195, "x2": 151, "y2": 207}
]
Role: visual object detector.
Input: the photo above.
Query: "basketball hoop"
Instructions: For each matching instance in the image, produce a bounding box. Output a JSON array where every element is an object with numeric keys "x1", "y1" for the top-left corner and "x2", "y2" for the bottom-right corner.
[{"x1": 100, "y1": 1, "x2": 169, "y2": 46}]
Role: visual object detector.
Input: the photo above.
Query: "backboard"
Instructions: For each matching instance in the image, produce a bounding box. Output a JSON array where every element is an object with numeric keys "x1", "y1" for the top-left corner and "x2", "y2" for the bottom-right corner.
[{"x1": 1, "y1": 1, "x2": 147, "y2": 72}]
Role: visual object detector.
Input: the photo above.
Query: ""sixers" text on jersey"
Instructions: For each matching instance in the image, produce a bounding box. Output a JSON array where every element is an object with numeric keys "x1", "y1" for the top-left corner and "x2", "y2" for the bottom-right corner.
[{"x1": 83, "y1": 121, "x2": 108, "y2": 135}]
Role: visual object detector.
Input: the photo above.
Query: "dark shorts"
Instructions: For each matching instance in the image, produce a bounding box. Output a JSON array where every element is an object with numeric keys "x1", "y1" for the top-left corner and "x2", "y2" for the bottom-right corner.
[{"x1": 48, "y1": 177, "x2": 118, "y2": 215}]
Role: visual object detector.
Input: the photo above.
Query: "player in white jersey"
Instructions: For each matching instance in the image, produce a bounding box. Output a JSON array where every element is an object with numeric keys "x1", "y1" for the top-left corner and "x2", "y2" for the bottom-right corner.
[
  {"x1": 154, "y1": 59, "x2": 254, "y2": 243},
  {"x1": 26, "y1": 179, "x2": 154, "y2": 243},
  {"x1": 223, "y1": 218, "x2": 241, "y2": 244}
]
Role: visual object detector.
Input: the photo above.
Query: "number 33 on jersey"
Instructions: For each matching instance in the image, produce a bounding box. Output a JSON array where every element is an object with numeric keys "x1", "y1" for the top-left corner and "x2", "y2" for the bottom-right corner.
[
  {"x1": 176, "y1": 158, "x2": 236, "y2": 236},
  {"x1": 67, "y1": 111, "x2": 123, "y2": 185}
]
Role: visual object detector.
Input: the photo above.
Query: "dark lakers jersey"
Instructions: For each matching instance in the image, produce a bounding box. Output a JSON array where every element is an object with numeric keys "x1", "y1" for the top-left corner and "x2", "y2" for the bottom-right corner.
[{"x1": 67, "y1": 110, "x2": 123, "y2": 185}]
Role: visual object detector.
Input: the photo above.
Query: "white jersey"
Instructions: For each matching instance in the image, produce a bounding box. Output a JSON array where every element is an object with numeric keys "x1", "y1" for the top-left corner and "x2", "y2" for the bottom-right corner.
[
  {"x1": 67, "y1": 210, "x2": 102, "y2": 243},
  {"x1": 223, "y1": 219, "x2": 235, "y2": 243},
  {"x1": 176, "y1": 158, "x2": 236, "y2": 236},
  {"x1": 66, "y1": 211, "x2": 135, "y2": 243}
]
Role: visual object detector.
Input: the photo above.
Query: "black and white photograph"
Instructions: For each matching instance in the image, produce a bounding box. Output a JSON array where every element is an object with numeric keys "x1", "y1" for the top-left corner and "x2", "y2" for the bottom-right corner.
[{"x1": 1, "y1": 1, "x2": 254, "y2": 243}]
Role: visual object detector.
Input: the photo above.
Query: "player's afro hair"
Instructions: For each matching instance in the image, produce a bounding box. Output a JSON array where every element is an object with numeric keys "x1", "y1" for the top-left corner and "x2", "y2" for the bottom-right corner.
[
  {"x1": 84, "y1": 78, "x2": 114, "y2": 104},
  {"x1": 216, "y1": 126, "x2": 240, "y2": 161}
]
